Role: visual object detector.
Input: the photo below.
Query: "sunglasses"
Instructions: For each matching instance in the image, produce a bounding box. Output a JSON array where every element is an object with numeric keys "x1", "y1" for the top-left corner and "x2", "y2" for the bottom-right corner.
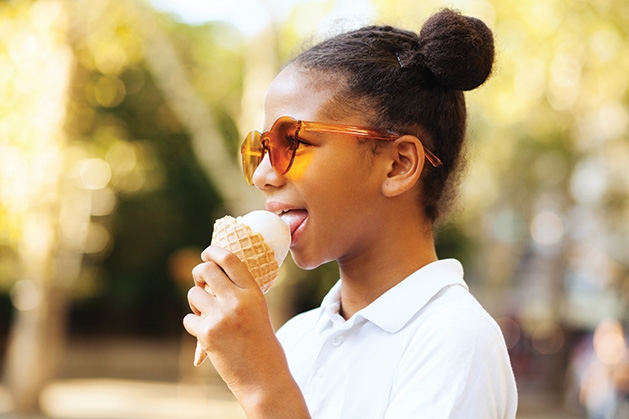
[{"x1": 240, "y1": 116, "x2": 443, "y2": 186}]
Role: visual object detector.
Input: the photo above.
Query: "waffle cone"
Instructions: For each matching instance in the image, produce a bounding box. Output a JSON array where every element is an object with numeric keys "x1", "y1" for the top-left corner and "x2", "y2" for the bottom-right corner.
[
  {"x1": 211, "y1": 216, "x2": 280, "y2": 293},
  {"x1": 194, "y1": 216, "x2": 281, "y2": 366}
]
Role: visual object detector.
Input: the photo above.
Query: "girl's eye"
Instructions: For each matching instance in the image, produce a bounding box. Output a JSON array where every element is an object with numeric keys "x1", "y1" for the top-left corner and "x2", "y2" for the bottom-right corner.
[
  {"x1": 287, "y1": 135, "x2": 311, "y2": 150},
  {"x1": 296, "y1": 139, "x2": 310, "y2": 149},
  {"x1": 284, "y1": 135, "x2": 299, "y2": 147}
]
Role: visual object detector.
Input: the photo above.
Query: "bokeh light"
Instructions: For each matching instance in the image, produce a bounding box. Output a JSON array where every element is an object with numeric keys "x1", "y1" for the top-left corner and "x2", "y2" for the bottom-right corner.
[
  {"x1": 496, "y1": 317, "x2": 521, "y2": 349},
  {"x1": 531, "y1": 321, "x2": 564, "y2": 355},
  {"x1": 593, "y1": 318, "x2": 627, "y2": 366},
  {"x1": 79, "y1": 158, "x2": 112, "y2": 190},
  {"x1": 10, "y1": 280, "x2": 43, "y2": 312},
  {"x1": 530, "y1": 209, "x2": 565, "y2": 246}
]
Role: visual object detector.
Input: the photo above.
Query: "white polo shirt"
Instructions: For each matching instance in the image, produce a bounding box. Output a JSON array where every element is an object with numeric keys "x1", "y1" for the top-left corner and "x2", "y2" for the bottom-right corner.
[{"x1": 277, "y1": 259, "x2": 518, "y2": 418}]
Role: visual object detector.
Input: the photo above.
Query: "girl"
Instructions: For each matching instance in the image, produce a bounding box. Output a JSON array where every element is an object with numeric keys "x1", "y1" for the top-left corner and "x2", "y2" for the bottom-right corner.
[{"x1": 184, "y1": 8, "x2": 518, "y2": 418}]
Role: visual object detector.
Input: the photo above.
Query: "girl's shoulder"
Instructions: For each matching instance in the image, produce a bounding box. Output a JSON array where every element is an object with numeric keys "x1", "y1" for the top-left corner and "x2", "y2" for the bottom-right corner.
[{"x1": 409, "y1": 283, "x2": 508, "y2": 354}]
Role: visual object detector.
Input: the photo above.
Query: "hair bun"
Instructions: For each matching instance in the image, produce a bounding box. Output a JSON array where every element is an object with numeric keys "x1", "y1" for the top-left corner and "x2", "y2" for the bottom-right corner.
[{"x1": 417, "y1": 9, "x2": 494, "y2": 91}]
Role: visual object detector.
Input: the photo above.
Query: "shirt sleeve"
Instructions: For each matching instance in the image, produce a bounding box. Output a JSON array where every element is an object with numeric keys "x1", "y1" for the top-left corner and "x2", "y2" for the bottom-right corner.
[{"x1": 384, "y1": 303, "x2": 518, "y2": 419}]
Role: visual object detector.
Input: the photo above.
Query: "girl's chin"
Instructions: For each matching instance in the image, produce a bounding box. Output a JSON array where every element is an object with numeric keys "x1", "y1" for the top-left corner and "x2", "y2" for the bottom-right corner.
[{"x1": 289, "y1": 249, "x2": 326, "y2": 271}]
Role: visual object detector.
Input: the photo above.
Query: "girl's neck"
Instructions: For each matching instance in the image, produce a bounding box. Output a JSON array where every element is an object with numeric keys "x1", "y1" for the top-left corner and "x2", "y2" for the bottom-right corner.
[{"x1": 336, "y1": 223, "x2": 438, "y2": 320}]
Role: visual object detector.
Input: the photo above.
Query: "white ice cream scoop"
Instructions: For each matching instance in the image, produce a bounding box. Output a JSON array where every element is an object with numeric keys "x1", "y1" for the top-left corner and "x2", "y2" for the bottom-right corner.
[{"x1": 237, "y1": 210, "x2": 291, "y2": 266}]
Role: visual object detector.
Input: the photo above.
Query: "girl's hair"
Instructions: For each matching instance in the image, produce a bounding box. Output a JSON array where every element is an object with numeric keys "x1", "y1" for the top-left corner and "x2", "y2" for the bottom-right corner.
[{"x1": 291, "y1": 8, "x2": 495, "y2": 222}]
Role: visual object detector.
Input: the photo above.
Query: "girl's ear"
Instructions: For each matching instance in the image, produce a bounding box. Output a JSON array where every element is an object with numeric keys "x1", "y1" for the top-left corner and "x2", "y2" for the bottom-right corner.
[{"x1": 381, "y1": 135, "x2": 426, "y2": 198}]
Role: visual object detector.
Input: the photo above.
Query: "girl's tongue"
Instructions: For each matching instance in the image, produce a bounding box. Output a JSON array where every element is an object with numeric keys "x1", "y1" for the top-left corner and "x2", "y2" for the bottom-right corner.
[{"x1": 280, "y1": 210, "x2": 308, "y2": 237}]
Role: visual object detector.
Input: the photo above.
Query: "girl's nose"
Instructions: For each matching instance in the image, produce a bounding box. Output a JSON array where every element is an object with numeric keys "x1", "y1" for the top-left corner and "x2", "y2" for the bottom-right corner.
[{"x1": 252, "y1": 153, "x2": 285, "y2": 190}]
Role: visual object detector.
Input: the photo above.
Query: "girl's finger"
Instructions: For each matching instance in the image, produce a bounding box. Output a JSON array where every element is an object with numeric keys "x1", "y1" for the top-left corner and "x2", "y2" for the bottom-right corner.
[
  {"x1": 191, "y1": 261, "x2": 234, "y2": 297},
  {"x1": 199, "y1": 245, "x2": 258, "y2": 294},
  {"x1": 182, "y1": 311, "x2": 204, "y2": 338},
  {"x1": 186, "y1": 285, "x2": 215, "y2": 318}
]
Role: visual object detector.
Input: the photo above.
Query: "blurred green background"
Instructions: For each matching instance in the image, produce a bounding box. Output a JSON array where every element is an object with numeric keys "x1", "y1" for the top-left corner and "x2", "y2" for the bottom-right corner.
[{"x1": 0, "y1": 0, "x2": 627, "y2": 417}]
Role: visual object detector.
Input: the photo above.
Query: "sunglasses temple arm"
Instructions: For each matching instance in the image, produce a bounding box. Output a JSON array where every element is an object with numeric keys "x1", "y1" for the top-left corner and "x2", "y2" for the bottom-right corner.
[{"x1": 424, "y1": 149, "x2": 443, "y2": 168}]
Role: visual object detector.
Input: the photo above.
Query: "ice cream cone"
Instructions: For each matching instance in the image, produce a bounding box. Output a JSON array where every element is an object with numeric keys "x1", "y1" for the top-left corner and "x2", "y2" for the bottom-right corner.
[{"x1": 194, "y1": 212, "x2": 290, "y2": 367}]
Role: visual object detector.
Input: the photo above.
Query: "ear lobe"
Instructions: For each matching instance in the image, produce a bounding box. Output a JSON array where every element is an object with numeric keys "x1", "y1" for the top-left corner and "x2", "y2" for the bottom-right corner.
[{"x1": 382, "y1": 135, "x2": 426, "y2": 198}]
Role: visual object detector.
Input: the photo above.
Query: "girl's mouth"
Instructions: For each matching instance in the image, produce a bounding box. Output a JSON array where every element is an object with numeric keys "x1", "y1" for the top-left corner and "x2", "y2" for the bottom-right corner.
[{"x1": 279, "y1": 209, "x2": 308, "y2": 244}]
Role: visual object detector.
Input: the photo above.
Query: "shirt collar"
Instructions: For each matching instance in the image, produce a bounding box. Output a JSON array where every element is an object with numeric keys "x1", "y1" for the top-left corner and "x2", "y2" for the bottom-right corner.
[{"x1": 319, "y1": 259, "x2": 468, "y2": 333}]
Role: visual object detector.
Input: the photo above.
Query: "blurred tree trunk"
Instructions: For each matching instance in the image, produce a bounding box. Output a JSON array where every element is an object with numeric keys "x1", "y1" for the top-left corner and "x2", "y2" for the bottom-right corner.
[
  {"x1": 137, "y1": 3, "x2": 263, "y2": 215},
  {"x1": 4, "y1": 281, "x2": 69, "y2": 412},
  {"x1": 5, "y1": 249, "x2": 85, "y2": 412},
  {"x1": 1, "y1": 0, "x2": 76, "y2": 412},
  {"x1": 136, "y1": 2, "x2": 298, "y2": 329}
]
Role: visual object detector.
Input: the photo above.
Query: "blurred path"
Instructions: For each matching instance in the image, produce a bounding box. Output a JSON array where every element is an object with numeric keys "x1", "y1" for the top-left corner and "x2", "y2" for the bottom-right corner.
[
  {"x1": 0, "y1": 337, "x2": 585, "y2": 418},
  {"x1": 1, "y1": 378, "x2": 244, "y2": 419},
  {"x1": 1, "y1": 379, "x2": 585, "y2": 419},
  {"x1": 1, "y1": 337, "x2": 245, "y2": 418}
]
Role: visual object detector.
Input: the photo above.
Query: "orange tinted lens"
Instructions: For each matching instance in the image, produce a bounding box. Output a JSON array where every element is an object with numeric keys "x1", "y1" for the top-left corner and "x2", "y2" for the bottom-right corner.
[
  {"x1": 241, "y1": 131, "x2": 264, "y2": 185},
  {"x1": 267, "y1": 118, "x2": 298, "y2": 175},
  {"x1": 267, "y1": 141, "x2": 295, "y2": 175}
]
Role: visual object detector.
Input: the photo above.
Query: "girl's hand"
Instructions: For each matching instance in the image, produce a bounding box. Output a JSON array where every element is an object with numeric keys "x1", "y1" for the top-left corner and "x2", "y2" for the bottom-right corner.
[
  {"x1": 184, "y1": 245, "x2": 276, "y2": 389},
  {"x1": 183, "y1": 245, "x2": 310, "y2": 418}
]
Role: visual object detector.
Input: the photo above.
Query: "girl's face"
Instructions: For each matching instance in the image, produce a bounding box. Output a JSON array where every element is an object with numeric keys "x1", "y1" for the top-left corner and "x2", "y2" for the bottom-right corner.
[{"x1": 253, "y1": 65, "x2": 390, "y2": 270}]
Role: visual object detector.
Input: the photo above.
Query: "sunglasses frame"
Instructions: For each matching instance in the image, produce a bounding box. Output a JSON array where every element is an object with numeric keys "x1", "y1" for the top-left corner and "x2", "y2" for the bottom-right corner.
[{"x1": 240, "y1": 116, "x2": 443, "y2": 185}]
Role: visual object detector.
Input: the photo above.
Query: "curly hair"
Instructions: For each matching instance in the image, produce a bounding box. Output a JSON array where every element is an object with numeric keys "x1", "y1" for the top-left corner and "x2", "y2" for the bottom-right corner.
[{"x1": 290, "y1": 9, "x2": 495, "y2": 222}]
